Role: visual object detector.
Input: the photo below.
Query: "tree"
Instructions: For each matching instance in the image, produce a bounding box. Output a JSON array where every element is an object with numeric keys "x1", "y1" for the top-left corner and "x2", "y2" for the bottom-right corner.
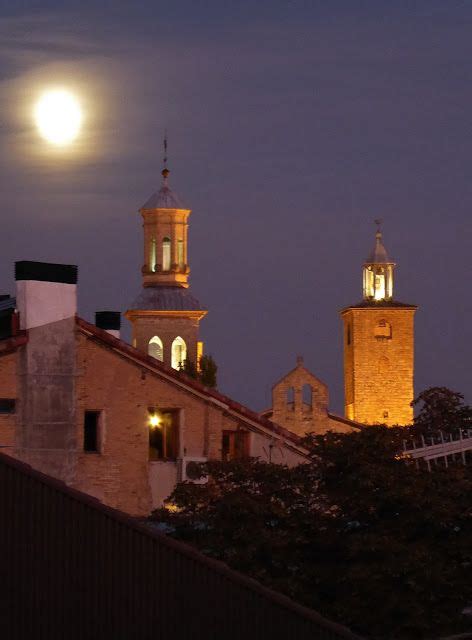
[
  {"x1": 180, "y1": 358, "x2": 198, "y2": 379},
  {"x1": 199, "y1": 354, "x2": 218, "y2": 388},
  {"x1": 412, "y1": 386, "x2": 472, "y2": 435},
  {"x1": 151, "y1": 393, "x2": 472, "y2": 639},
  {"x1": 180, "y1": 355, "x2": 218, "y2": 388}
]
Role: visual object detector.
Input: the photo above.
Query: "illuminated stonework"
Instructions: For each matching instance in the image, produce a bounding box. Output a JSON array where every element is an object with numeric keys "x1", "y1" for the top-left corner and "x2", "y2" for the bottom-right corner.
[
  {"x1": 342, "y1": 227, "x2": 417, "y2": 426},
  {"x1": 126, "y1": 167, "x2": 207, "y2": 369}
]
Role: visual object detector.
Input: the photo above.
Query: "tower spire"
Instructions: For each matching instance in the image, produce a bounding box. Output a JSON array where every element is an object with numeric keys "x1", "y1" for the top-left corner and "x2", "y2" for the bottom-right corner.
[
  {"x1": 363, "y1": 221, "x2": 395, "y2": 301},
  {"x1": 162, "y1": 131, "x2": 169, "y2": 183}
]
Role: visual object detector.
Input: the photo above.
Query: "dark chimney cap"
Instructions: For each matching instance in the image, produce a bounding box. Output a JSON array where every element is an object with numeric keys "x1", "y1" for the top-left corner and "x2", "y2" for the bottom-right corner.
[
  {"x1": 95, "y1": 311, "x2": 121, "y2": 331},
  {"x1": 15, "y1": 261, "x2": 78, "y2": 284}
]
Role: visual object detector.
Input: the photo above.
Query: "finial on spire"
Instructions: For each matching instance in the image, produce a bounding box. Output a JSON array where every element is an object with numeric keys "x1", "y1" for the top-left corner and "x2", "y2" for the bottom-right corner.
[
  {"x1": 374, "y1": 218, "x2": 383, "y2": 239},
  {"x1": 162, "y1": 131, "x2": 169, "y2": 182}
]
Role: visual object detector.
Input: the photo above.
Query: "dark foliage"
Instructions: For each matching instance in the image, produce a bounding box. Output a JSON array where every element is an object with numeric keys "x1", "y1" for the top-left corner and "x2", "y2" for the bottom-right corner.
[
  {"x1": 412, "y1": 386, "x2": 472, "y2": 435},
  {"x1": 199, "y1": 354, "x2": 218, "y2": 388},
  {"x1": 150, "y1": 388, "x2": 472, "y2": 639},
  {"x1": 180, "y1": 356, "x2": 218, "y2": 388}
]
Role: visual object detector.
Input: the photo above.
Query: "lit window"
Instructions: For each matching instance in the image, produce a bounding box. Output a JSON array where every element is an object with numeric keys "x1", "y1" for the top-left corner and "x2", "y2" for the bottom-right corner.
[
  {"x1": 148, "y1": 336, "x2": 164, "y2": 361},
  {"x1": 374, "y1": 270, "x2": 386, "y2": 300},
  {"x1": 148, "y1": 409, "x2": 179, "y2": 460},
  {"x1": 171, "y1": 336, "x2": 187, "y2": 370},
  {"x1": 177, "y1": 239, "x2": 184, "y2": 268},
  {"x1": 162, "y1": 237, "x2": 171, "y2": 271},
  {"x1": 150, "y1": 237, "x2": 157, "y2": 272},
  {"x1": 84, "y1": 411, "x2": 101, "y2": 453}
]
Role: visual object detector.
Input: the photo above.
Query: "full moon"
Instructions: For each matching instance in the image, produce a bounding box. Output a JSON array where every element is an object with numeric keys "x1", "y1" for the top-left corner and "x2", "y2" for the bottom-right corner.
[{"x1": 34, "y1": 90, "x2": 82, "y2": 145}]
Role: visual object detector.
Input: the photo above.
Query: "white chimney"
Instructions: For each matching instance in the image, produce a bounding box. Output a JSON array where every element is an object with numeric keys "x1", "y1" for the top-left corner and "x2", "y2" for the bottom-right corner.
[{"x1": 15, "y1": 261, "x2": 77, "y2": 330}]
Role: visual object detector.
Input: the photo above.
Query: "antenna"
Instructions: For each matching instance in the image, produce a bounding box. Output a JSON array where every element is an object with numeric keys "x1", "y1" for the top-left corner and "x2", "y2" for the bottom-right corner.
[{"x1": 374, "y1": 218, "x2": 383, "y2": 230}]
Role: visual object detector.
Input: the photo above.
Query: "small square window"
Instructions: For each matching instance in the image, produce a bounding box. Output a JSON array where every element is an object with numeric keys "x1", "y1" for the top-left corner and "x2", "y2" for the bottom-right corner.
[
  {"x1": 0, "y1": 399, "x2": 16, "y2": 414},
  {"x1": 84, "y1": 411, "x2": 101, "y2": 453}
]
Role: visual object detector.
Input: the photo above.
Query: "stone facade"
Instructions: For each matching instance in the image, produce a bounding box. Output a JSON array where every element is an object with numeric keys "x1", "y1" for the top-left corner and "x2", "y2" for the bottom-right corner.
[
  {"x1": 126, "y1": 310, "x2": 204, "y2": 368},
  {"x1": 262, "y1": 357, "x2": 358, "y2": 436},
  {"x1": 342, "y1": 305, "x2": 416, "y2": 426},
  {"x1": 271, "y1": 357, "x2": 331, "y2": 436}
]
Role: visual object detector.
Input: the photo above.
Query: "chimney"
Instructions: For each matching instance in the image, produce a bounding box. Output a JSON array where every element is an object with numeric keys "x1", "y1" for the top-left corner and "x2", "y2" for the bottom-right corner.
[
  {"x1": 14, "y1": 261, "x2": 79, "y2": 485},
  {"x1": 15, "y1": 261, "x2": 77, "y2": 330},
  {"x1": 95, "y1": 311, "x2": 121, "y2": 339}
]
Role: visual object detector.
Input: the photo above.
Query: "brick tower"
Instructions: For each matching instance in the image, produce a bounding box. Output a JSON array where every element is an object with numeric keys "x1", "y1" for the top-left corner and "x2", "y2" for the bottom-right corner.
[
  {"x1": 126, "y1": 156, "x2": 207, "y2": 369},
  {"x1": 341, "y1": 224, "x2": 417, "y2": 426}
]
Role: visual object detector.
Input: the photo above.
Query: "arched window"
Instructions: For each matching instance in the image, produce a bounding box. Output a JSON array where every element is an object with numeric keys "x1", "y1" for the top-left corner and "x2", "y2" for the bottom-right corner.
[
  {"x1": 162, "y1": 237, "x2": 171, "y2": 271},
  {"x1": 177, "y1": 239, "x2": 184, "y2": 268},
  {"x1": 148, "y1": 336, "x2": 163, "y2": 361},
  {"x1": 171, "y1": 336, "x2": 187, "y2": 370},
  {"x1": 302, "y1": 383, "x2": 313, "y2": 408},
  {"x1": 150, "y1": 238, "x2": 157, "y2": 272},
  {"x1": 374, "y1": 268, "x2": 386, "y2": 300},
  {"x1": 286, "y1": 386, "x2": 295, "y2": 411}
]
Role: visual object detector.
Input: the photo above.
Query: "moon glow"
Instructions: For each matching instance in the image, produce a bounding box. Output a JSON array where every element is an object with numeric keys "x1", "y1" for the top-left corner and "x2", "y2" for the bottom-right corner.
[{"x1": 35, "y1": 90, "x2": 82, "y2": 145}]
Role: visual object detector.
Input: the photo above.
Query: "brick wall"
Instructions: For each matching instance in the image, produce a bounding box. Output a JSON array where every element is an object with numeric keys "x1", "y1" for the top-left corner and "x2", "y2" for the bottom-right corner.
[
  {"x1": 271, "y1": 360, "x2": 331, "y2": 436},
  {"x1": 342, "y1": 307, "x2": 416, "y2": 426},
  {"x1": 75, "y1": 332, "x2": 306, "y2": 516},
  {"x1": 0, "y1": 351, "x2": 17, "y2": 449}
]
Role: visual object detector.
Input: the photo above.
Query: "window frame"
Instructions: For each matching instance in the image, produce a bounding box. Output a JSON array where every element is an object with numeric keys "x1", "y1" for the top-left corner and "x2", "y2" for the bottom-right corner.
[
  {"x1": 83, "y1": 410, "x2": 101, "y2": 454},
  {"x1": 148, "y1": 408, "x2": 179, "y2": 462}
]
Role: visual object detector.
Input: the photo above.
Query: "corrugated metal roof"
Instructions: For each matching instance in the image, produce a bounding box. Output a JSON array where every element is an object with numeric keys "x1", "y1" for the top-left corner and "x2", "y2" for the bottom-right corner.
[
  {"x1": 129, "y1": 286, "x2": 205, "y2": 311},
  {"x1": 0, "y1": 297, "x2": 15, "y2": 312}
]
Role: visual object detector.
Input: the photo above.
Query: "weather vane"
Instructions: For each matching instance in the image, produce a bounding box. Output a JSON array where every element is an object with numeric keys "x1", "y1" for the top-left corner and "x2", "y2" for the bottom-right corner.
[
  {"x1": 374, "y1": 218, "x2": 383, "y2": 231},
  {"x1": 163, "y1": 131, "x2": 168, "y2": 170}
]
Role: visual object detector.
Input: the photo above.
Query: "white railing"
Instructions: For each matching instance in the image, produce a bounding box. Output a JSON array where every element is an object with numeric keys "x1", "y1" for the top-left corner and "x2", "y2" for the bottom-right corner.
[{"x1": 403, "y1": 429, "x2": 472, "y2": 470}]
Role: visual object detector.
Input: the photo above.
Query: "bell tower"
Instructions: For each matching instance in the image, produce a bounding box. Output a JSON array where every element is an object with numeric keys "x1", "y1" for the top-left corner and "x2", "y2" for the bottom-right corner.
[
  {"x1": 341, "y1": 223, "x2": 417, "y2": 426},
  {"x1": 126, "y1": 145, "x2": 207, "y2": 370}
]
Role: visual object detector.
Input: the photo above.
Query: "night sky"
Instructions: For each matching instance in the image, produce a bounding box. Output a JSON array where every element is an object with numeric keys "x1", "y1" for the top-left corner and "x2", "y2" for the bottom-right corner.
[{"x1": 1, "y1": 1, "x2": 471, "y2": 414}]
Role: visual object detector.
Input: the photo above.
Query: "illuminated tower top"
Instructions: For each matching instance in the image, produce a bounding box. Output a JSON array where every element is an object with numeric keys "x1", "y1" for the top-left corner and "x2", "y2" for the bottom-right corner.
[
  {"x1": 140, "y1": 161, "x2": 191, "y2": 289},
  {"x1": 362, "y1": 221, "x2": 395, "y2": 302}
]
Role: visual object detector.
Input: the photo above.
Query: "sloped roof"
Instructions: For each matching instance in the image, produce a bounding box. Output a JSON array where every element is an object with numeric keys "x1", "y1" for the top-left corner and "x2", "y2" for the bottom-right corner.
[
  {"x1": 76, "y1": 317, "x2": 307, "y2": 454},
  {"x1": 129, "y1": 286, "x2": 205, "y2": 311},
  {"x1": 366, "y1": 231, "x2": 393, "y2": 265},
  {"x1": 0, "y1": 296, "x2": 15, "y2": 312},
  {"x1": 141, "y1": 171, "x2": 187, "y2": 210},
  {"x1": 141, "y1": 185, "x2": 186, "y2": 210}
]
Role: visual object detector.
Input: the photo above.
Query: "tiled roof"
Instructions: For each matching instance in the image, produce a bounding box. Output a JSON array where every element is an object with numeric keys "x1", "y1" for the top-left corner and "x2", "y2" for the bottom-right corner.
[
  {"x1": 76, "y1": 317, "x2": 306, "y2": 452},
  {"x1": 129, "y1": 286, "x2": 205, "y2": 311},
  {"x1": 141, "y1": 185, "x2": 186, "y2": 210}
]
